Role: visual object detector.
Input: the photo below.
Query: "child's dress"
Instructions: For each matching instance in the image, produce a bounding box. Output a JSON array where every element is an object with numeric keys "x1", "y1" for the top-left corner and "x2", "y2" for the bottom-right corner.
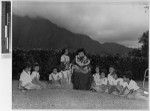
[
  {"x1": 60, "y1": 54, "x2": 70, "y2": 71},
  {"x1": 99, "y1": 77, "x2": 108, "y2": 92},
  {"x1": 31, "y1": 71, "x2": 40, "y2": 80},
  {"x1": 107, "y1": 73, "x2": 115, "y2": 86},
  {"x1": 31, "y1": 71, "x2": 46, "y2": 88},
  {"x1": 93, "y1": 73, "x2": 101, "y2": 85},
  {"x1": 49, "y1": 73, "x2": 61, "y2": 87},
  {"x1": 92, "y1": 73, "x2": 101, "y2": 91},
  {"x1": 107, "y1": 75, "x2": 120, "y2": 94}
]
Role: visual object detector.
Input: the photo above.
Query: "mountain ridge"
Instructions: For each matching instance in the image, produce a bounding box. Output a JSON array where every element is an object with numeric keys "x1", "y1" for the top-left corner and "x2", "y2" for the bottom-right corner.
[{"x1": 13, "y1": 14, "x2": 131, "y2": 55}]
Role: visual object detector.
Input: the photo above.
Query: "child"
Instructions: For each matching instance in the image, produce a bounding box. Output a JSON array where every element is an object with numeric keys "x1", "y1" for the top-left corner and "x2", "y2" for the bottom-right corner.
[
  {"x1": 49, "y1": 68, "x2": 62, "y2": 87},
  {"x1": 31, "y1": 63, "x2": 47, "y2": 89},
  {"x1": 91, "y1": 66, "x2": 101, "y2": 91},
  {"x1": 107, "y1": 66, "x2": 116, "y2": 86},
  {"x1": 60, "y1": 48, "x2": 70, "y2": 71},
  {"x1": 108, "y1": 72, "x2": 121, "y2": 95},
  {"x1": 121, "y1": 71, "x2": 148, "y2": 100},
  {"x1": 19, "y1": 62, "x2": 41, "y2": 90},
  {"x1": 61, "y1": 68, "x2": 72, "y2": 84},
  {"x1": 99, "y1": 71, "x2": 108, "y2": 93}
]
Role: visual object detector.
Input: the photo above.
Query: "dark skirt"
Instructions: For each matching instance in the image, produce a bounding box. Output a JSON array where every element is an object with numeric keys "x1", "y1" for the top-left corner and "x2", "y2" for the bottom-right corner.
[{"x1": 71, "y1": 71, "x2": 91, "y2": 90}]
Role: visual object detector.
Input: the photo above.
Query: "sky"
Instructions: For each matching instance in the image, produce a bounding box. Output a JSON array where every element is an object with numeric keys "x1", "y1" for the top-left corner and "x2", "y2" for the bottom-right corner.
[{"x1": 12, "y1": 0, "x2": 149, "y2": 48}]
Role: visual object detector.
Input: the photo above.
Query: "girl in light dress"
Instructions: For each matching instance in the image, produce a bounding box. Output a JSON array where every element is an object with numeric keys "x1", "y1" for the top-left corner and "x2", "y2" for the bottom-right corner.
[
  {"x1": 60, "y1": 48, "x2": 72, "y2": 85},
  {"x1": 30, "y1": 63, "x2": 47, "y2": 89},
  {"x1": 91, "y1": 66, "x2": 101, "y2": 91},
  {"x1": 98, "y1": 71, "x2": 109, "y2": 93},
  {"x1": 92, "y1": 67, "x2": 108, "y2": 93},
  {"x1": 108, "y1": 72, "x2": 124, "y2": 95},
  {"x1": 60, "y1": 48, "x2": 70, "y2": 71},
  {"x1": 49, "y1": 68, "x2": 62, "y2": 87}
]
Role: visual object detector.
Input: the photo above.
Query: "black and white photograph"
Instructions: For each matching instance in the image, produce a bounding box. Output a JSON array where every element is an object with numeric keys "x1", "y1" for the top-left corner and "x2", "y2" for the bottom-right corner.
[{"x1": 10, "y1": 0, "x2": 149, "y2": 109}]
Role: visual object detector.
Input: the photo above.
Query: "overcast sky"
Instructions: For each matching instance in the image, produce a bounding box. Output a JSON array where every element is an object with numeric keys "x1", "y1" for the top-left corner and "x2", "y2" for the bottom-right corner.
[{"x1": 13, "y1": 0, "x2": 149, "y2": 48}]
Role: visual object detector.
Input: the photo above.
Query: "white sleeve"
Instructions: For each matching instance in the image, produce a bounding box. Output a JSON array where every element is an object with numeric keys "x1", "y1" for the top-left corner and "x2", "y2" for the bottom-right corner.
[
  {"x1": 132, "y1": 81, "x2": 139, "y2": 90},
  {"x1": 37, "y1": 73, "x2": 40, "y2": 79},
  {"x1": 19, "y1": 72, "x2": 24, "y2": 82},
  {"x1": 49, "y1": 74, "x2": 52, "y2": 80},
  {"x1": 61, "y1": 55, "x2": 65, "y2": 62}
]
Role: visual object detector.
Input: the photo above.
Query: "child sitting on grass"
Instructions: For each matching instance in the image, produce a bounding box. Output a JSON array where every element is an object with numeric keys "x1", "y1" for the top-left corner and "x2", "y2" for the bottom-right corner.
[
  {"x1": 108, "y1": 72, "x2": 121, "y2": 95},
  {"x1": 19, "y1": 62, "x2": 41, "y2": 90},
  {"x1": 31, "y1": 63, "x2": 47, "y2": 89},
  {"x1": 107, "y1": 66, "x2": 116, "y2": 86},
  {"x1": 49, "y1": 68, "x2": 62, "y2": 87},
  {"x1": 91, "y1": 66, "x2": 101, "y2": 91},
  {"x1": 98, "y1": 71, "x2": 108, "y2": 93},
  {"x1": 120, "y1": 71, "x2": 148, "y2": 100}
]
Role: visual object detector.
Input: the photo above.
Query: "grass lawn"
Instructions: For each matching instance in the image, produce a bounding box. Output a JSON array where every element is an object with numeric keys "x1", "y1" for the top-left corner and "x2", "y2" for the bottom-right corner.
[{"x1": 12, "y1": 80, "x2": 149, "y2": 109}]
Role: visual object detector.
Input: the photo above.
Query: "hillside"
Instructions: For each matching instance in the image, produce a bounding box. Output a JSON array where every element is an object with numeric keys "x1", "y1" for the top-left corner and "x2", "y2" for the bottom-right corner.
[{"x1": 13, "y1": 15, "x2": 130, "y2": 55}]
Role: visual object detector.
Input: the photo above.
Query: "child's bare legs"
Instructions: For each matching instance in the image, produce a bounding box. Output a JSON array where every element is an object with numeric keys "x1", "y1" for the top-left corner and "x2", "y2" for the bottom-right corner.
[
  {"x1": 33, "y1": 79, "x2": 47, "y2": 89},
  {"x1": 125, "y1": 89, "x2": 148, "y2": 100},
  {"x1": 108, "y1": 86, "x2": 117, "y2": 94},
  {"x1": 134, "y1": 89, "x2": 149, "y2": 100},
  {"x1": 25, "y1": 83, "x2": 42, "y2": 90},
  {"x1": 91, "y1": 84, "x2": 101, "y2": 92},
  {"x1": 100, "y1": 85, "x2": 108, "y2": 93},
  {"x1": 39, "y1": 81, "x2": 47, "y2": 88}
]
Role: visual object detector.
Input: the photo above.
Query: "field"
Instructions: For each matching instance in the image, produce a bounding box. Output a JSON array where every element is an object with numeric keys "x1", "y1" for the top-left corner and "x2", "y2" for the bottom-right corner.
[{"x1": 12, "y1": 80, "x2": 149, "y2": 109}]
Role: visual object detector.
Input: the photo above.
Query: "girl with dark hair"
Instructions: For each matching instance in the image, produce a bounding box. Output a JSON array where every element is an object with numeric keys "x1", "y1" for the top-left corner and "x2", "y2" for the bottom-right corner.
[
  {"x1": 60, "y1": 48, "x2": 70, "y2": 71},
  {"x1": 60, "y1": 48, "x2": 72, "y2": 87},
  {"x1": 31, "y1": 63, "x2": 47, "y2": 89}
]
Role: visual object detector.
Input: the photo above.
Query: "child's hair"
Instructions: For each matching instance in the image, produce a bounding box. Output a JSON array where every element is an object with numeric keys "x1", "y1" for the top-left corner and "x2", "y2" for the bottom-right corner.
[
  {"x1": 62, "y1": 48, "x2": 68, "y2": 55},
  {"x1": 52, "y1": 66, "x2": 60, "y2": 73},
  {"x1": 32, "y1": 62, "x2": 40, "y2": 72},
  {"x1": 23, "y1": 62, "x2": 31, "y2": 69},
  {"x1": 34, "y1": 62, "x2": 39, "y2": 66},
  {"x1": 123, "y1": 71, "x2": 133, "y2": 80},
  {"x1": 101, "y1": 68, "x2": 107, "y2": 74},
  {"x1": 109, "y1": 65, "x2": 116, "y2": 69},
  {"x1": 95, "y1": 65, "x2": 100, "y2": 69},
  {"x1": 76, "y1": 48, "x2": 86, "y2": 55}
]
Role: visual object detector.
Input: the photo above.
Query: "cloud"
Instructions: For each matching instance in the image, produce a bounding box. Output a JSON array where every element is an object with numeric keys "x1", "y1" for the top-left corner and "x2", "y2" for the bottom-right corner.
[{"x1": 12, "y1": 1, "x2": 149, "y2": 48}]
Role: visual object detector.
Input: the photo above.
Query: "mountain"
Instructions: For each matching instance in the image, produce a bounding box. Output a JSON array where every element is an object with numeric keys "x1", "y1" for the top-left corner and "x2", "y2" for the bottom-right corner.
[{"x1": 13, "y1": 15, "x2": 131, "y2": 55}]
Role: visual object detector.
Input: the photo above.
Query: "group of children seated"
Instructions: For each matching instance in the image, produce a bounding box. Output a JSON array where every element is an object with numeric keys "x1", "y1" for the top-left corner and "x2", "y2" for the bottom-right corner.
[
  {"x1": 18, "y1": 56, "x2": 149, "y2": 101},
  {"x1": 19, "y1": 62, "x2": 72, "y2": 91},
  {"x1": 91, "y1": 66, "x2": 149, "y2": 100}
]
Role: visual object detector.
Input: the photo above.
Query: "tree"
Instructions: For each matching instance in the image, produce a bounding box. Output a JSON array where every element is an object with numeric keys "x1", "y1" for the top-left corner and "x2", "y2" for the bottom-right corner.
[
  {"x1": 128, "y1": 48, "x2": 141, "y2": 57},
  {"x1": 139, "y1": 31, "x2": 149, "y2": 57}
]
